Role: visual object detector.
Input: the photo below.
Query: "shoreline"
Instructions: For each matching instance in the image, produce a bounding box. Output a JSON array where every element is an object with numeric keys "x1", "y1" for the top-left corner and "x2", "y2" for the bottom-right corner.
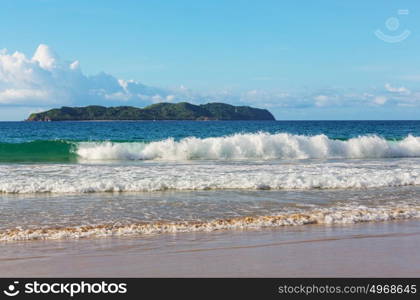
[
  {"x1": 1, "y1": 219, "x2": 419, "y2": 277},
  {"x1": 2, "y1": 205, "x2": 420, "y2": 242}
]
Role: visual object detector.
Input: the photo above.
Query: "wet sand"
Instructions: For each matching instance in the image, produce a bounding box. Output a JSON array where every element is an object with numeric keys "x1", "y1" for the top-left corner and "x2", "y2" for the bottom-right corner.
[{"x1": 1, "y1": 220, "x2": 420, "y2": 277}]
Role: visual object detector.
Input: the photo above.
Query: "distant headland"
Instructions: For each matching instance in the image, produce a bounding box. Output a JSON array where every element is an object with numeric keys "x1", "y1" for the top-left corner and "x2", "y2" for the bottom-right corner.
[{"x1": 26, "y1": 102, "x2": 275, "y2": 121}]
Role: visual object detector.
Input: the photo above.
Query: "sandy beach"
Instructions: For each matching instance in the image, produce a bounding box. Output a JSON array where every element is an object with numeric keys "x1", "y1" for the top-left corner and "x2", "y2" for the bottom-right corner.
[{"x1": 1, "y1": 219, "x2": 419, "y2": 277}]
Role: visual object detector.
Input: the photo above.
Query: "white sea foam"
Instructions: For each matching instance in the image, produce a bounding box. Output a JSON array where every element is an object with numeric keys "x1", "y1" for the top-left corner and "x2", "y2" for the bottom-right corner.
[
  {"x1": 76, "y1": 133, "x2": 420, "y2": 161},
  {"x1": 1, "y1": 205, "x2": 419, "y2": 241},
  {"x1": 0, "y1": 159, "x2": 419, "y2": 193}
]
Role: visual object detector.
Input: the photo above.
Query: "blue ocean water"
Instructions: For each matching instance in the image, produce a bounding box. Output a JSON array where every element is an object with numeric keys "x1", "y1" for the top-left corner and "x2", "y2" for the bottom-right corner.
[
  {"x1": 1, "y1": 120, "x2": 420, "y2": 143},
  {"x1": 1, "y1": 120, "x2": 420, "y2": 241},
  {"x1": 0, "y1": 120, "x2": 420, "y2": 163}
]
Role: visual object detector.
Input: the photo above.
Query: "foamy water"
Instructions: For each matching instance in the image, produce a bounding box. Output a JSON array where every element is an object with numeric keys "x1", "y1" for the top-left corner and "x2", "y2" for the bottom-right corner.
[
  {"x1": 76, "y1": 133, "x2": 420, "y2": 161},
  {"x1": 2, "y1": 122, "x2": 420, "y2": 243},
  {"x1": 0, "y1": 158, "x2": 419, "y2": 194},
  {"x1": 1, "y1": 204, "x2": 419, "y2": 241}
]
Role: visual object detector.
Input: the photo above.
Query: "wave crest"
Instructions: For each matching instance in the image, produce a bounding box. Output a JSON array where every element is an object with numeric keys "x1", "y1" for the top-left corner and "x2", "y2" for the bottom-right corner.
[{"x1": 75, "y1": 133, "x2": 420, "y2": 161}]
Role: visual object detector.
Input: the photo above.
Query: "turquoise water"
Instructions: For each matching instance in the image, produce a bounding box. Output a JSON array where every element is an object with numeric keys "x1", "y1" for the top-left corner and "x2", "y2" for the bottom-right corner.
[
  {"x1": 1, "y1": 120, "x2": 420, "y2": 241},
  {"x1": 1, "y1": 120, "x2": 420, "y2": 162}
]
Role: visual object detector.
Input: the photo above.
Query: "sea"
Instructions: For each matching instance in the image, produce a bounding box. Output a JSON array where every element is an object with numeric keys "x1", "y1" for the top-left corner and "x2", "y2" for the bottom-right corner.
[{"x1": 1, "y1": 120, "x2": 420, "y2": 242}]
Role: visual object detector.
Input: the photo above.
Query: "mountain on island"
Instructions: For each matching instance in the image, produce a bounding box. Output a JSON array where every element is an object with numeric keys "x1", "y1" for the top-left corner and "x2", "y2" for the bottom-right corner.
[{"x1": 26, "y1": 102, "x2": 275, "y2": 121}]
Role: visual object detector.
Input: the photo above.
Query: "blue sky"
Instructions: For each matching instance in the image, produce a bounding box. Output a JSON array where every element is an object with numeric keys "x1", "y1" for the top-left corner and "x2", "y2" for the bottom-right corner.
[{"x1": 0, "y1": 0, "x2": 419, "y2": 120}]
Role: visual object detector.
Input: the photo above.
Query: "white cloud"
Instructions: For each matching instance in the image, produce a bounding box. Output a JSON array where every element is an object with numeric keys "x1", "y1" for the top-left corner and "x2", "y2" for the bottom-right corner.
[
  {"x1": 32, "y1": 44, "x2": 58, "y2": 70},
  {"x1": 373, "y1": 96, "x2": 387, "y2": 105},
  {"x1": 1, "y1": 44, "x2": 420, "y2": 114},
  {"x1": 0, "y1": 44, "x2": 169, "y2": 107},
  {"x1": 69, "y1": 60, "x2": 80, "y2": 70},
  {"x1": 166, "y1": 95, "x2": 175, "y2": 102},
  {"x1": 314, "y1": 95, "x2": 329, "y2": 107},
  {"x1": 384, "y1": 83, "x2": 410, "y2": 95},
  {"x1": 0, "y1": 89, "x2": 49, "y2": 104}
]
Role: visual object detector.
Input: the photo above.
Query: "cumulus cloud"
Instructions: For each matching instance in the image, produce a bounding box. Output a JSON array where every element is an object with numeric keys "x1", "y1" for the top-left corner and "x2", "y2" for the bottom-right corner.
[
  {"x1": 32, "y1": 44, "x2": 57, "y2": 70},
  {"x1": 0, "y1": 44, "x2": 169, "y2": 107},
  {"x1": 1, "y1": 44, "x2": 420, "y2": 113}
]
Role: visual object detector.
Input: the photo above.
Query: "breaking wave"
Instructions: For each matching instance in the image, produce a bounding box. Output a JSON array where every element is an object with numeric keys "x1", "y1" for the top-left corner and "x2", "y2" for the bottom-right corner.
[
  {"x1": 76, "y1": 133, "x2": 420, "y2": 161},
  {"x1": 1, "y1": 133, "x2": 420, "y2": 162}
]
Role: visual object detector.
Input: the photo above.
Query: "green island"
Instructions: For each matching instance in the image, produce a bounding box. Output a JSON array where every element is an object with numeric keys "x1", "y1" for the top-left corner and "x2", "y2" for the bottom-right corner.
[{"x1": 26, "y1": 102, "x2": 275, "y2": 121}]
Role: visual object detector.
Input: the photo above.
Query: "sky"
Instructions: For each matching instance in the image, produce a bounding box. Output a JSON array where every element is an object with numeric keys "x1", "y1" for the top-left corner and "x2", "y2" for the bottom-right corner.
[{"x1": 0, "y1": 0, "x2": 420, "y2": 120}]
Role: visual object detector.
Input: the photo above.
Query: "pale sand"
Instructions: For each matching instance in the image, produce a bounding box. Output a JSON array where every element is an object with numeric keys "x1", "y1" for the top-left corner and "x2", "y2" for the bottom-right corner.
[{"x1": 1, "y1": 220, "x2": 420, "y2": 277}]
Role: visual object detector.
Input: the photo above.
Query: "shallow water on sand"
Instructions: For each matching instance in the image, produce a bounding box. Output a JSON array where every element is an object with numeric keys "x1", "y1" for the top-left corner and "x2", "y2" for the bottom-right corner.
[
  {"x1": 1, "y1": 184, "x2": 420, "y2": 241},
  {"x1": 1, "y1": 121, "x2": 420, "y2": 242}
]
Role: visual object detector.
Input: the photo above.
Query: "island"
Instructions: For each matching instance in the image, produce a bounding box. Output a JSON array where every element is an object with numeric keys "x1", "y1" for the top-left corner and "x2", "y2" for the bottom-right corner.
[{"x1": 26, "y1": 102, "x2": 275, "y2": 121}]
